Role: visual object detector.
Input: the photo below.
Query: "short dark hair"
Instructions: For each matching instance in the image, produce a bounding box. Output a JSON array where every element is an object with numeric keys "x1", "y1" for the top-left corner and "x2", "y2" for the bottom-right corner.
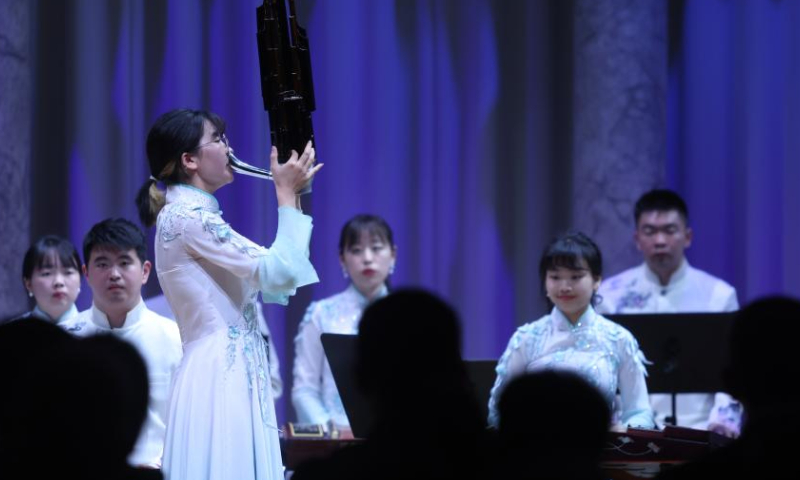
[
  {"x1": 83, "y1": 218, "x2": 148, "y2": 265},
  {"x1": 539, "y1": 232, "x2": 602, "y2": 308},
  {"x1": 634, "y1": 189, "x2": 689, "y2": 226},
  {"x1": 22, "y1": 235, "x2": 81, "y2": 280},
  {"x1": 338, "y1": 214, "x2": 395, "y2": 255}
]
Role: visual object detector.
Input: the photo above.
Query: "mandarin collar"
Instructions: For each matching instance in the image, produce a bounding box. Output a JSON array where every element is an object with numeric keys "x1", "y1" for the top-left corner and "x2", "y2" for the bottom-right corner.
[
  {"x1": 166, "y1": 183, "x2": 220, "y2": 212},
  {"x1": 33, "y1": 304, "x2": 78, "y2": 325},
  {"x1": 346, "y1": 283, "x2": 389, "y2": 307},
  {"x1": 89, "y1": 297, "x2": 146, "y2": 330},
  {"x1": 551, "y1": 305, "x2": 596, "y2": 331},
  {"x1": 643, "y1": 258, "x2": 689, "y2": 289}
]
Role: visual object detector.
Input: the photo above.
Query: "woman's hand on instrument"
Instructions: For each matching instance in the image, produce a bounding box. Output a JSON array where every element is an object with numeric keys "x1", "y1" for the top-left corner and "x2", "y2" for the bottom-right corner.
[{"x1": 271, "y1": 141, "x2": 322, "y2": 207}]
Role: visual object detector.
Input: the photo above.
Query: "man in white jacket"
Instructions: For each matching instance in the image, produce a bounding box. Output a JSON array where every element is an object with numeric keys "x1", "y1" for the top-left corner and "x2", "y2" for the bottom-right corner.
[
  {"x1": 597, "y1": 189, "x2": 741, "y2": 437},
  {"x1": 62, "y1": 218, "x2": 182, "y2": 468}
]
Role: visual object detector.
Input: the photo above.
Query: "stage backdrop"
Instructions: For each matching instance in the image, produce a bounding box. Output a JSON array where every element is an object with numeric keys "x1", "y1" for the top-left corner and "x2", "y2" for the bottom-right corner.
[{"x1": 13, "y1": 0, "x2": 800, "y2": 423}]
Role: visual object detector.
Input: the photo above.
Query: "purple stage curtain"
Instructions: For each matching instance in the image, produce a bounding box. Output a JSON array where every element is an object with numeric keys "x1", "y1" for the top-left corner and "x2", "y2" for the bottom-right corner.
[
  {"x1": 23, "y1": 0, "x2": 800, "y2": 423},
  {"x1": 667, "y1": 0, "x2": 800, "y2": 301}
]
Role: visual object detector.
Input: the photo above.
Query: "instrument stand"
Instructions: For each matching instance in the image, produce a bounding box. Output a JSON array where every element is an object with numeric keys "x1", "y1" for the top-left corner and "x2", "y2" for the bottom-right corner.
[{"x1": 663, "y1": 392, "x2": 678, "y2": 426}]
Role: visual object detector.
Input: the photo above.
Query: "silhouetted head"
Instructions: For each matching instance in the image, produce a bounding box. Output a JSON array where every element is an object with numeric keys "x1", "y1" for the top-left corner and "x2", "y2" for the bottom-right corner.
[
  {"x1": 497, "y1": 370, "x2": 610, "y2": 479},
  {"x1": 0, "y1": 318, "x2": 76, "y2": 475},
  {"x1": 724, "y1": 296, "x2": 800, "y2": 412},
  {"x1": 72, "y1": 334, "x2": 150, "y2": 464},
  {"x1": 356, "y1": 288, "x2": 462, "y2": 399},
  {"x1": 0, "y1": 315, "x2": 73, "y2": 393},
  {"x1": 354, "y1": 287, "x2": 489, "y2": 441},
  {"x1": 349, "y1": 289, "x2": 493, "y2": 479},
  {"x1": 0, "y1": 317, "x2": 150, "y2": 479}
]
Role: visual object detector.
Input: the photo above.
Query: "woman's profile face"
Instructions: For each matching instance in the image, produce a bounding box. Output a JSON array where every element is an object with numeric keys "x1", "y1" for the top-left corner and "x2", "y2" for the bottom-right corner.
[
  {"x1": 340, "y1": 230, "x2": 396, "y2": 300},
  {"x1": 185, "y1": 120, "x2": 235, "y2": 193},
  {"x1": 25, "y1": 253, "x2": 81, "y2": 320}
]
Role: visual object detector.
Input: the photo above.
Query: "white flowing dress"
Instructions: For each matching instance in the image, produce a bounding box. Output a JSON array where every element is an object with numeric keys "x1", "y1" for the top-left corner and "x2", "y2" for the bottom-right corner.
[{"x1": 157, "y1": 184, "x2": 318, "y2": 480}]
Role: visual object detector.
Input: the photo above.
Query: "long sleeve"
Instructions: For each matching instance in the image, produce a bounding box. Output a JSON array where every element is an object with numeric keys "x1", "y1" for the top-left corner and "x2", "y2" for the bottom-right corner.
[
  {"x1": 487, "y1": 330, "x2": 530, "y2": 427},
  {"x1": 260, "y1": 207, "x2": 319, "y2": 303},
  {"x1": 291, "y1": 304, "x2": 331, "y2": 425},
  {"x1": 616, "y1": 336, "x2": 655, "y2": 428},
  {"x1": 181, "y1": 206, "x2": 318, "y2": 306}
]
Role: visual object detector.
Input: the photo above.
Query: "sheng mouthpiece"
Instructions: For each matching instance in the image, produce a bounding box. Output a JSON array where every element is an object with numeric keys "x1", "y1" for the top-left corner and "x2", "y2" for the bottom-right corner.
[{"x1": 228, "y1": 153, "x2": 273, "y2": 180}]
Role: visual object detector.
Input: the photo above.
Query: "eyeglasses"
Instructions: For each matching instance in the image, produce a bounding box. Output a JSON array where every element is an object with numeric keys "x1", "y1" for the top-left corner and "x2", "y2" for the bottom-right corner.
[{"x1": 191, "y1": 133, "x2": 229, "y2": 152}]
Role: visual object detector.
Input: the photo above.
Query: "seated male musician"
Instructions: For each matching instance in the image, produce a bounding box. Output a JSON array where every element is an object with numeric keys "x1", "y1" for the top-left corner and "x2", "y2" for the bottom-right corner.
[{"x1": 597, "y1": 189, "x2": 741, "y2": 437}]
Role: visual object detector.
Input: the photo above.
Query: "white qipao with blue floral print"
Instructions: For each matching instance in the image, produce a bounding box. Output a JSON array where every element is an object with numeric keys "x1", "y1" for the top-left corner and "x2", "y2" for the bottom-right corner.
[
  {"x1": 488, "y1": 306, "x2": 655, "y2": 429},
  {"x1": 156, "y1": 184, "x2": 318, "y2": 480},
  {"x1": 292, "y1": 284, "x2": 388, "y2": 428}
]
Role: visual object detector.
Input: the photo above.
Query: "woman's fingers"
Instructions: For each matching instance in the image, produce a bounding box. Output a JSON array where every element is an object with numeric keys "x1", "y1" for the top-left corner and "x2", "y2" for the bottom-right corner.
[
  {"x1": 269, "y1": 146, "x2": 279, "y2": 169},
  {"x1": 297, "y1": 141, "x2": 314, "y2": 169},
  {"x1": 307, "y1": 162, "x2": 324, "y2": 178}
]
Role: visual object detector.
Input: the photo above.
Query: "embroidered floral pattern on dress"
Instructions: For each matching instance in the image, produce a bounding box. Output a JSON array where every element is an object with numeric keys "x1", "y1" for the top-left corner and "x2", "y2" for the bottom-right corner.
[
  {"x1": 227, "y1": 326, "x2": 241, "y2": 371},
  {"x1": 159, "y1": 184, "x2": 218, "y2": 245},
  {"x1": 225, "y1": 300, "x2": 276, "y2": 430},
  {"x1": 617, "y1": 290, "x2": 652, "y2": 311},
  {"x1": 199, "y1": 210, "x2": 265, "y2": 258},
  {"x1": 158, "y1": 203, "x2": 190, "y2": 244},
  {"x1": 160, "y1": 186, "x2": 265, "y2": 258},
  {"x1": 159, "y1": 184, "x2": 298, "y2": 435},
  {"x1": 489, "y1": 308, "x2": 651, "y2": 427}
]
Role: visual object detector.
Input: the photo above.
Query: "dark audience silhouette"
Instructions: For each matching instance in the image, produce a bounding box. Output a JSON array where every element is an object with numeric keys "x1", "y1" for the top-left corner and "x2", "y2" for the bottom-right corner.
[
  {"x1": 497, "y1": 370, "x2": 611, "y2": 480},
  {"x1": 291, "y1": 288, "x2": 496, "y2": 480},
  {"x1": 0, "y1": 315, "x2": 159, "y2": 480}
]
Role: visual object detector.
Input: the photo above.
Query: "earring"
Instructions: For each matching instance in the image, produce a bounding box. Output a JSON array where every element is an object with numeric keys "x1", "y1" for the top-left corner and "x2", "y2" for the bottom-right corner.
[
  {"x1": 27, "y1": 291, "x2": 33, "y2": 298},
  {"x1": 342, "y1": 268, "x2": 349, "y2": 279},
  {"x1": 389, "y1": 263, "x2": 395, "y2": 275}
]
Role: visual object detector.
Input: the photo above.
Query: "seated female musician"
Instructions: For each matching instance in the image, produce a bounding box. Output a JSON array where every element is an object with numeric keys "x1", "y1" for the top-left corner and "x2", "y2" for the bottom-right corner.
[
  {"x1": 488, "y1": 232, "x2": 655, "y2": 430},
  {"x1": 292, "y1": 214, "x2": 397, "y2": 431}
]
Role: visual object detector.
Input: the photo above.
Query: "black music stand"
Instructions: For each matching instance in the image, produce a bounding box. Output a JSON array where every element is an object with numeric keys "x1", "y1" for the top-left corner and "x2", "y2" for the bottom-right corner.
[
  {"x1": 320, "y1": 333, "x2": 373, "y2": 438},
  {"x1": 606, "y1": 312, "x2": 735, "y2": 426},
  {"x1": 321, "y1": 334, "x2": 500, "y2": 437}
]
